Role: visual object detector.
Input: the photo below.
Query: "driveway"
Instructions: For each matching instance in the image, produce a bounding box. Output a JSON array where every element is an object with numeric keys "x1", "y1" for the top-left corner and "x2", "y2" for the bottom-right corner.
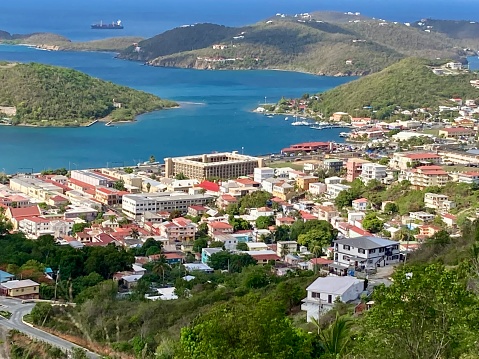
[{"x1": 0, "y1": 297, "x2": 99, "y2": 358}]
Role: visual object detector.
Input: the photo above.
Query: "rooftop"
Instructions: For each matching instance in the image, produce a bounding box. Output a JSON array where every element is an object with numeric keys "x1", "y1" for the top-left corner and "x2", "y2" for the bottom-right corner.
[
  {"x1": 306, "y1": 276, "x2": 363, "y2": 295},
  {"x1": 1, "y1": 279, "x2": 39, "y2": 289},
  {"x1": 335, "y1": 236, "x2": 398, "y2": 250}
]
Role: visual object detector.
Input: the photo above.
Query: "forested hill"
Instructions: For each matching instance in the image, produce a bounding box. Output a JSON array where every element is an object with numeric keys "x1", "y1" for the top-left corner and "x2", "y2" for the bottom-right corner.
[
  {"x1": 314, "y1": 58, "x2": 479, "y2": 118},
  {"x1": 0, "y1": 62, "x2": 177, "y2": 126},
  {"x1": 117, "y1": 12, "x2": 470, "y2": 76},
  {"x1": 411, "y1": 19, "x2": 479, "y2": 48}
]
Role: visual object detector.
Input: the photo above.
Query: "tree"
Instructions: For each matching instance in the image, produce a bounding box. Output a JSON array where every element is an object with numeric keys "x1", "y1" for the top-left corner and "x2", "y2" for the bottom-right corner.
[
  {"x1": 146, "y1": 182, "x2": 151, "y2": 192},
  {"x1": 334, "y1": 190, "x2": 358, "y2": 209},
  {"x1": 208, "y1": 251, "x2": 256, "y2": 273},
  {"x1": 255, "y1": 216, "x2": 274, "y2": 229},
  {"x1": 178, "y1": 294, "x2": 312, "y2": 359},
  {"x1": 361, "y1": 213, "x2": 384, "y2": 233},
  {"x1": 152, "y1": 254, "x2": 171, "y2": 285},
  {"x1": 123, "y1": 167, "x2": 134, "y2": 174},
  {"x1": 228, "y1": 216, "x2": 252, "y2": 231},
  {"x1": 319, "y1": 313, "x2": 354, "y2": 358},
  {"x1": 297, "y1": 227, "x2": 335, "y2": 254},
  {"x1": 193, "y1": 237, "x2": 208, "y2": 253},
  {"x1": 175, "y1": 172, "x2": 188, "y2": 180},
  {"x1": 113, "y1": 180, "x2": 126, "y2": 191},
  {"x1": 383, "y1": 202, "x2": 398, "y2": 214},
  {"x1": 355, "y1": 264, "x2": 479, "y2": 359},
  {"x1": 149, "y1": 155, "x2": 156, "y2": 163},
  {"x1": 130, "y1": 227, "x2": 140, "y2": 240},
  {"x1": 236, "y1": 242, "x2": 248, "y2": 251}
]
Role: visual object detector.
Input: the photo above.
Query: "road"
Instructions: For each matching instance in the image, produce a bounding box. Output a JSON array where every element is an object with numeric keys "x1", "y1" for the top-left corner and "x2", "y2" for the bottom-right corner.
[{"x1": 0, "y1": 297, "x2": 100, "y2": 358}]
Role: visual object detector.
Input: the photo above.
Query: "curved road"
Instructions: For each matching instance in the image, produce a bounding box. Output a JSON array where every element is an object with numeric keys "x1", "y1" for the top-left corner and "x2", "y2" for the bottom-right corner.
[{"x1": 0, "y1": 297, "x2": 99, "y2": 358}]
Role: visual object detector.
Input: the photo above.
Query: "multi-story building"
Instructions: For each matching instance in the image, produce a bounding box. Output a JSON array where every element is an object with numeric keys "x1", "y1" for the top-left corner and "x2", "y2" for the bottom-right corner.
[
  {"x1": 253, "y1": 167, "x2": 275, "y2": 184},
  {"x1": 346, "y1": 158, "x2": 370, "y2": 182},
  {"x1": 424, "y1": 193, "x2": 455, "y2": 212},
  {"x1": 261, "y1": 177, "x2": 282, "y2": 193},
  {"x1": 207, "y1": 221, "x2": 234, "y2": 236},
  {"x1": 322, "y1": 159, "x2": 344, "y2": 173},
  {"x1": 308, "y1": 183, "x2": 326, "y2": 196},
  {"x1": 332, "y1": 236, "x2": 400, "y2": 274},
  {"x1": 164, "y1": 152, "x2": 264, "y2": 180},
  {"x1": 360, "y1": 163, "x2": 387, "y2": 184},
  {"x1": 276, "y1": 241, "x2": 298, "y2": 257},
  {"x1": 272, "y1": 181, "x2": 295, "y2": 201},
  {"x1": 70, "y1": 170, "x2": 114, "y2": 187},
  {"x1": 9, "y1": 176, "x2": 64, "y2": 201},
  {"x1": 18, "y1": 217, "x2": 74, "y2": 238},
  {"x1": 122, "y1": 192, "x2": 214, "y2": 219},
  {"x1": 314, "y1": 205, "x2": 339, "y2": 222},
  {"x1": 296, "y1": 175, "x2": 319, "y2": 191},
  {"x1": 351, "y1": 198, "x2": 368, "y2": 211},
  {"x1": 389, "y1": 152, "x2": 441, "y2": 171},
  {"x1": 403, "y1": 165, "x2": 449, "y2": 190},
  {"x1": 326, "y1": 183, "x2": 351, "y2": 199},
  {"x1": 438, "y1": 127, "x2": 475, "y2": 140},
  {"x1": 201, "y1": 247, "x2": 223, "y2": 264},
  {"x1": 158, "y1": 217, "x2": 196, "y2": 243},
  {"x1": 95, "y1": 187, "x2": 127, "y2": 206},
  {"x1": 457, "y1": 171, "x2": 479, "y2": 185}
]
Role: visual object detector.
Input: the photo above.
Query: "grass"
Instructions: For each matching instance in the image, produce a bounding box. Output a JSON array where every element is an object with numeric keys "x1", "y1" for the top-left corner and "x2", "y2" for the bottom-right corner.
[
  {"x1": 267, "y1": 161, "x2": 304, "y2": 170},
  {"x1": 444, "y1": 165, "x2": 473, "y2": 172},
  {"x1": 420, "y1": 129, "x2": 440, "y2": 136},
  {"x1": 0, "y1": 310, "x2": 11, "y2": 319}
]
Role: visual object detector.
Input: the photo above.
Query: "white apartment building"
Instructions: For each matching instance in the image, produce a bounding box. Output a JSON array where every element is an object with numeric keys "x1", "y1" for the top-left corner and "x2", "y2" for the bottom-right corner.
[
  {"x1": 19, "y1": 217, "x2": 74, "y2": 238},
  {"x1": 309, "y1": 183, "x2": 326, "y2": 196},
  {"x1": 333, "y1": 236, "x2": 400, "y2": 273},
  {"x1": 254, "y1": 167, "x2": 275, "y2": 184},
  {"x1": 457, "y1": 171, "x2": 479, "y2": 185},
  {"x1": 261, "y1": 178, "x2": 282, "y2": 193},
  {"x1": 276, "y1": 241, "x2": 298, "y2": 257},
  {"x1": 424, "y1": 193, "x2": 456, "y2": 212},
  {"x1": 70, "y1": 170, "x2": 113, "y2": 187},
  {"x1": 360, "y1": 163, "x2": 387, "y2": 184},
  {"x1": 122, "y1": 192, "x2": 214, "y2": 219},
  {"x1": 302, "y1": 276, "x2": 364, "y2": 321},
  {"x1": 326, "y1": 183, "x2": 351, "y2": 199}
]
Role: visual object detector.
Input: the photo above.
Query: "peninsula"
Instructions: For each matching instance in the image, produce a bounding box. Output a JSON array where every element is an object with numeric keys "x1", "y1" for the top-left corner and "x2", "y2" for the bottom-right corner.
[
  {"x1": 117, "y1": 11, "x2": 472, "y2": 76},
  {"x1": 0, "y1": 62, "x2": 177, "y2": 127}
]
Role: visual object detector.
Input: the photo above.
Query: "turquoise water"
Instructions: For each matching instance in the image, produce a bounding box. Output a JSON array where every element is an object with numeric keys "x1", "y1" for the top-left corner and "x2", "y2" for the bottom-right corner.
[{"x1": 0, "y1": 45, "x2": 353, "y2": 173}]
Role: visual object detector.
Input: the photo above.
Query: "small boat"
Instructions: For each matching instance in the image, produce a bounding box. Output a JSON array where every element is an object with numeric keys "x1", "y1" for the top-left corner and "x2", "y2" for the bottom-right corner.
[
  {"x1": 284, "y1": 117, "x2": 289, "y2": 121},
  {"x1": 339, "y1": 132, "x2": 350, "y2": 137},
  {"x1": 291, "y1": 121, "x2": 303, "y2": 126},
  {"x1": 267, "y1": 115, "x2": 274, "y2": 118}
]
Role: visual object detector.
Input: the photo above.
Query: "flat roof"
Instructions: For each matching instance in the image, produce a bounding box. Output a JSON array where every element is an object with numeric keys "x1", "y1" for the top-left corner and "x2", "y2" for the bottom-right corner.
[
  {"x1": 166, "y1": 152, "x2": 260, "y2": 167},
  {"x1": 1, "y1": 279, "x2": 39, "y2": 289}
]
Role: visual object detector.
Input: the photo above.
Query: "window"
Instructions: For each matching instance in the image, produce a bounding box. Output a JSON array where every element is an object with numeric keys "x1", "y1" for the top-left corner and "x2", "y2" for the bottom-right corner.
[
  {"x1": 342, "y1": 255, "x2": 350, "y2": 260},
  {"x1": 312, "y1": 292, "x2": 320, "y2": 298},
  {"x1": 343, "y1": 245, "x2": 350, "y2": 250},
  {"x1": 379, "y1": 248, "x2": 385, "y2": 253},
  {"x1": 328, "y1": 295, "x2": 333, "y2": 304},
  {"x1": 358, "y1": 248, "x2": 365, "y2": 254},
  {"x1": 369, "y1": 249, "x2": 376, "y2": 253}
]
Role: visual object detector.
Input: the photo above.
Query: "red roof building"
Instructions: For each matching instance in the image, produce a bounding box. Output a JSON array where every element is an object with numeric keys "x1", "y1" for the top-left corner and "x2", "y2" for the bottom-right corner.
[{"x1": 281, "y1": 142, "x2": 333, "y2": 154}]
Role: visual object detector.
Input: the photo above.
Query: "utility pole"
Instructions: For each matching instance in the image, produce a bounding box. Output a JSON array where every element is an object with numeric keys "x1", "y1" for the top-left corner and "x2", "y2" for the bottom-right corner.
[{"x1": 54, "y1": 265, "x2": 60, "y2": 302}]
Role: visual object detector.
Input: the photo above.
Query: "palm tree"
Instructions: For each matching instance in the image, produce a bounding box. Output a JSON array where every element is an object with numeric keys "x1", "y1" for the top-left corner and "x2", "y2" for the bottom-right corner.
[
  {"x1": 319, "y1": 313, "x2": 353, "y2": 357},
  {"x1": 130, "y1": 227, "x2": 140, "y2": 240},
  {"x1": 152, "y1": 254, "x2": 170, "y2": 286},
  {"x1": 146, "y1": 183, "x2": 151, "y2": 193},
  {"x1": 108, "y1": 215, "x2": 117, "y2": 224}
]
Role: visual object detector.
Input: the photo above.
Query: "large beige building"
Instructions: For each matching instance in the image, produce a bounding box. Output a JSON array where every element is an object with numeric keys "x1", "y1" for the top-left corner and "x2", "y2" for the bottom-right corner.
[{"x1": 164, "y1": 152, "x2": 264, "y2": 180}]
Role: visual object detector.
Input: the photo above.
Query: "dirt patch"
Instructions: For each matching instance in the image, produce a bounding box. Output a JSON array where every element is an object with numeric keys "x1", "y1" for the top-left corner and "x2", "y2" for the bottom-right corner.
[{"x1": 34, "y1": 325, "x2": 134, "y2": 359}]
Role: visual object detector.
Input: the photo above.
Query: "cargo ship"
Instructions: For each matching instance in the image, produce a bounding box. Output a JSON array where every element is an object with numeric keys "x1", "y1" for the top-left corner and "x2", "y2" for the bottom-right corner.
[{"x1": 91, "y1": 20, "x2": 123, "y2": 29}]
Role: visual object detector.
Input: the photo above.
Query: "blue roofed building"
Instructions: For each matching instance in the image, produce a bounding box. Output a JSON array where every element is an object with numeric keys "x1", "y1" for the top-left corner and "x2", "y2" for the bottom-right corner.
[{"x1": 0, "y1": 270, "x2": 15, "y2": 283}]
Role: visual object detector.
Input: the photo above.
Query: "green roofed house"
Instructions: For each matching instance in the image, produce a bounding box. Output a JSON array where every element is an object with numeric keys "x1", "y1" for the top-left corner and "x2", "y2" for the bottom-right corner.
[{"x1": 0, "y1": 270, "x2": 14, "y2": 283}]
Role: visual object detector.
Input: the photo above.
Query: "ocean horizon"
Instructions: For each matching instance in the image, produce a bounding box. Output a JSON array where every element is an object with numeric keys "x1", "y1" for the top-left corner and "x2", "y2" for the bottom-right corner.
[{"x1": 2, "y1": 0, "x2": 479, "y2": 41}]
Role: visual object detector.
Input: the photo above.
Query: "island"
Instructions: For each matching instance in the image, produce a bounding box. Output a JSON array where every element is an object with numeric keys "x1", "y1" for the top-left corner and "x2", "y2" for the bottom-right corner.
[
  {"x1": 264, "y1": 57, "x2": 479, "y2": 120},
  {"x1": 0, "y1": 31, "x2": 142, "y2": 52},
  {"x1": 116, "y1": 11, "x2": 473, "y2": 76},
  {"x1": 0, "y1": 62, "x2": 177, "y2": 127}
]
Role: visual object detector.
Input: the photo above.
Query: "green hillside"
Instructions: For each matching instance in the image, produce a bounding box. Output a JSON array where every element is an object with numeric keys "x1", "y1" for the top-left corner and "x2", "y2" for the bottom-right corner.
[
  {"x1": 0, "y1": 62, "x2": 176, "y2": 126},
  {"x1": 411, "y1": 19, "x2": 479, "y2": 47},
  {"x1": 118, "y1": 13, "x2": 469, "y2": 75},
  {"x1": 314, "y1": 58, "x2": 479, "y2": 118}
]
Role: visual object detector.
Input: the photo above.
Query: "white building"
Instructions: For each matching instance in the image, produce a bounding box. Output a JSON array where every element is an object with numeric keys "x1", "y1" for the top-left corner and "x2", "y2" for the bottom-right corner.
[
  {"x1": 309, "y1": 183, "x2": 326, "y2": 196},
  {"x1": 424, "y1": 193, "x2": 455, "y2": 212},
  {"x1": 19, "y1": 217, "x2": 74, "y2": 238},
  {"x1": 261, "y1": 178, "x2": 282, "y2": 193},
  {"x1": 301, "y1": 276, "x2": 364, "y2": 321},
  {"x1": 333, "y1": 236, "x2": 400, "y2": 273},
  {"x1": 122, "y1": 192, "x2": 214, "y2": 219},
  {"x1": 351, "y1": 198, "x2": 368, "y2": 211},
  {"x1": 254, "y1": 167, "x2": 275, "y2": 184},
  {"x1": 70, "y1": 170, "x2": 113, "y2": 187},
  {"x1": 326, "y1": 183, "x2": 351, "y2": 199},
  {"x1": 360, "y1": 163, "x2": 387, "y2": 184}
]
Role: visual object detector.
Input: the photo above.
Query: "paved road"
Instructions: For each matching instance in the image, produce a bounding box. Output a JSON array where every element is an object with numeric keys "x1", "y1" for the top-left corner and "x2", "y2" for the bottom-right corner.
[{"x1": 0, "y1": 297, "x2": 100, "y2": 358}]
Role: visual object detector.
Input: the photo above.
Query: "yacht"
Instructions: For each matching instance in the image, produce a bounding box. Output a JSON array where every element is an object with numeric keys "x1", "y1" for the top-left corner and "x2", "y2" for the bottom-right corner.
[
  {"x1": 339, "y1": 132, "x2": 350, "y2": 137},
  {"x1": 291, "y1": 121, "x2": 303, "y2": 126}
]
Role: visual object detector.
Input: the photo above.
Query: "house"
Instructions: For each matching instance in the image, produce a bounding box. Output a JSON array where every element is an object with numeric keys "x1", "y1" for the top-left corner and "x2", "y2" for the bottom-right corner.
[
  {"x1": 276, "y1": 241, "x2": 298, "y2": 257},
  {"x1": 326, "y1": 183, "x2": 351, "y2": 199},
  {"x1": 360, "y1": 163, "x2": 387, "y2": 184},
  {"x1": 301, "y1": 276, "x2": 364, "y2": 321},
  {"x1": 309, "y1": 183, "x2": 327, "y2": 196},
  {"x1": 275, "y1": 216, "x2": 296, "y2": 226},
  {"x1": 284, "y1": 253, "x2": 302, "y2": 266},
  {"x1": 187, "y1": 205, "x2": 207, "y2": 217},
  {"x1": 245, "y1": 250, "x2": 281, "y2": 265},
  {"x1": 272, "y1": 181, "x2": 295, "y2": 201},
  {"x1": 0, "y1": 279, "x2": 40, "y2": 299},
  {"x1": 213, "y1": 234, "x2": 238, "y2": 250},
  {"x1": 308, "y1": 258, "x2": 333, "y2": 271},
  {"x1": 424, "y1": 193, "x2": 455, "y2": 212},
  {"x1": 201, "y1": 247, "x2": 223, "y2": 264},
  {"x1": 441, "y1": 213, "x2": 457, "y2": 228},
  {"x1": 322, "y1": 159, "x2": 344, "y2": 173},
  {"x1": 296, "y1": 176, "x2": 319, "y2": 191},
  {"x1": 118, "y1": 274, "x2": 143, "y2": 289},
  {"x1": 184, "y1": 263, "x2": 214, "y2": 273},
  {"x1": 250, "y1": 207, "x2": 275, "y2": 220},
  {"x1": 246, "y1": 242, "x2": 268, "y2": 251},
  {"x1": 352, "y1": 198, "x2": 368, "y2": 211},
  {"x1": 332, "y1": 236, "x2": 400, "y2": 275},
  {"x1": 4, "y1": 205, "x2": 42, "y2": 230},
  {"x1": 418, "y1": 224, "x2": 442, "y2": 238},
  {"x1": 457, "y1": 171, "x2": 479, "y2": 185},
  {"x1": 216, "y1": 194, "x2": 238, "y2": 210},
  {"x1": 207, "y1": 221, "x2": 234, "y2": 236},
  {"x1": 158, "y1": 217, "x2": 196, "y2": 243},
  {"x1": 409, "y1": 211, "x2": 435, "y2": 222},
  {"x1": 314, "y1": 205, "x2": 339, "y2": 222},
  {"x1": 0, "y1": 270, "x2": 14, "y2": 283}
]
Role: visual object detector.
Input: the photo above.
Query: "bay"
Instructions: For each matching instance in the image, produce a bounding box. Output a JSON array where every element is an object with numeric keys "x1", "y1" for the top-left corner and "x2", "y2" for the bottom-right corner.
[{"x1": 0, "y1": 45, "x2": 353, "y2": 173}]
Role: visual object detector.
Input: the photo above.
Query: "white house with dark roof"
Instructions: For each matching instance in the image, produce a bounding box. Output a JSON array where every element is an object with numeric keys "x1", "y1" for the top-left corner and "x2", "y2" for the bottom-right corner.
[
  {"x1": 332, "y1": 236, "x2": 400, "y2": 274},
  {"x1": 301, "y1": 276, "x2": 365, "y2": 321}
]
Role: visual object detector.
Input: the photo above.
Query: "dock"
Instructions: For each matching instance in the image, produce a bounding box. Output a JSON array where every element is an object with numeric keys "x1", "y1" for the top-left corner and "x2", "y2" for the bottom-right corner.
[{"x1": 85, "y1": 119, "x2": 98, "y2": 127}]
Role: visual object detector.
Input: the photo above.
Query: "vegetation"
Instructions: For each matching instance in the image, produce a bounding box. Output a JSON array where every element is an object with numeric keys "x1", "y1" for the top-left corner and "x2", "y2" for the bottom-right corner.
[
  {"x1": 0, "y1": 62, "x2": 176, "y2": 126},
  {"x1": 411, "y1": 18, "x2": 479, "y2": 47},
  {"x1": 118, "y1": 13, "x2": 467, "y2": 76},
  {"x1": 305, "y1": 57, "x2": 479, "y2": 118}
]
